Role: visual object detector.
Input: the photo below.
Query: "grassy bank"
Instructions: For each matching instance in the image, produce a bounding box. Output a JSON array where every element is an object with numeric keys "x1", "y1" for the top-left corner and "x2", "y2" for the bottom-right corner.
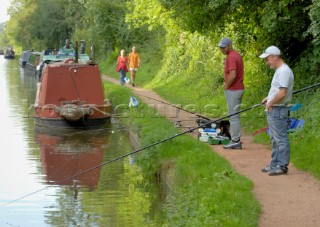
[
  {"x1": 104, "y1": 82, "x2": 260, "y2": 226},
  {"x1": 289, "y1": 91, "x2": 320, "y2": 178}
]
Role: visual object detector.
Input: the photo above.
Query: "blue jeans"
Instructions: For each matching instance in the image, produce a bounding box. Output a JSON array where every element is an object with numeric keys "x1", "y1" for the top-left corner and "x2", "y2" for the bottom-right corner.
[
  {"x1": 267, "y1": 106, "x2": 290, "y2": 169},
  {"x1": 119, "y1": 69, "x2": 126, "y2": 85}
]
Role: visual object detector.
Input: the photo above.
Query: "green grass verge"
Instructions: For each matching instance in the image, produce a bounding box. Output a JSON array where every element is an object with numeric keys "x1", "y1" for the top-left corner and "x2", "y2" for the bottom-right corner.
[
  {"x1": 104, "y1": 82, "x2": 260, "y2": 226},
  {"x1": 290, "y1": 92, "x2": 320, "y2": 178}
]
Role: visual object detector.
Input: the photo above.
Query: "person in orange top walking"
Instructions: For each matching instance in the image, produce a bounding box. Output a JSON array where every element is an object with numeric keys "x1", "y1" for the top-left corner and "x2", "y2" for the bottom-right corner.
[{"x1": 128, "y1": 46, "x2": 140, "y2": 87}]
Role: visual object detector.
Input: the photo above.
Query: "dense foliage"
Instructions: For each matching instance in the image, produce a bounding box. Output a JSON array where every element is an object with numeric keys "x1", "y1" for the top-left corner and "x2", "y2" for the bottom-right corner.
[
  {"x1": 3, "y1": 0, "x2": 319, "y2": 81},
  {"x1": 5, "y1": 0, "x2": 84, "y2": 50}
]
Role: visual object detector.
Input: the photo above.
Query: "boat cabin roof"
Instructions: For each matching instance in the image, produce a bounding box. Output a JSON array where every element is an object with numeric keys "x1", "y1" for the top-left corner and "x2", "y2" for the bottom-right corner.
[
  {"x1": 21, "y1": 50, "x2": 41, "y2": 61},
  {"x1": 40, "y1": 48, "x2": 90, "y2": 64}
]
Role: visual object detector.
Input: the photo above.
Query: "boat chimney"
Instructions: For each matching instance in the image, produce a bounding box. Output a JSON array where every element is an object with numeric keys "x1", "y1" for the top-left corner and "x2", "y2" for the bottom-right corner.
[
  {"x1": 75, "y1": 41, "x2": 79, "y2": 63},
  {"x1": 90, "y1": 44, "x2": 95, "y2": 61},
  {"x1": 80, "y1": 40, "x2": 86, "y2": 54}
]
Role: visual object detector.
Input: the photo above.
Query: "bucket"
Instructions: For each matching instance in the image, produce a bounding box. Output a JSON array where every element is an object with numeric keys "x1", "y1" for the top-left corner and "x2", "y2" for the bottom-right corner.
[{"x1": 208, "y1": 137, "x2": 220, "y2": 145}]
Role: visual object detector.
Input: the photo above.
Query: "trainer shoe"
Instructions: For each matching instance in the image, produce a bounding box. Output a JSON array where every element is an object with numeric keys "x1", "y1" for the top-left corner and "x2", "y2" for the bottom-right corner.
[
  {"x1": 261, "y1": 165, "x2": 272, "y2": 173},
  {"x1": 223, "y1": 141, "x2": 242, "y2": 149},
  {"x1": 268, "y1": 167, "x2": 288, "y2": 176}
]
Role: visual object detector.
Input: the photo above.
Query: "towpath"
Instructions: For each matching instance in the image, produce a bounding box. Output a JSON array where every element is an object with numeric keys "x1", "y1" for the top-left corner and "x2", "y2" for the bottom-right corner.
[{"x1": 103, "y1": 75, "x2": 320, "y2": 227}]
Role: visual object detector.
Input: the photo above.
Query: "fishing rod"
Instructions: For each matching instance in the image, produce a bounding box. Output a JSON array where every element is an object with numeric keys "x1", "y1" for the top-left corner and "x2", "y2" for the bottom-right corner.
[
  {"x1": 138, "y1": 81, "x2": 320, "y2": 120},
  {"x1": 2, "y1": 82, "x2": 320, "y2": 208},
  {"x1": 138, "y1": 94, "x2": 211, "y2": 120},
  {"x1": 292, "y1": 82, "x2": 320, "y2": 94}
]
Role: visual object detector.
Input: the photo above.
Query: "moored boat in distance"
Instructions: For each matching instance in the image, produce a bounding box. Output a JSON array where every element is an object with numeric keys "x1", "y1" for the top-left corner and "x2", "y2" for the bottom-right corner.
[
  {"x1": 19, "y1": 50, "x2": 41, "y2": 72},
  {"x1": 34, "y1": 41, "x2": 112, "y2": 130},
  {"x1": 4, "y1": 47, "x2": 15, "y2": 59},
  {"x1": 19, "y1": 50, "x2": 30, "y2": 67}
]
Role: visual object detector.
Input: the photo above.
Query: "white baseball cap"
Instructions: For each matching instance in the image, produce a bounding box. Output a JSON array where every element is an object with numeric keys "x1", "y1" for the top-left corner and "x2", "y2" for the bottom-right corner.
[{"x1": 259, "y1": 46, "x2": 281, "y2": 58}]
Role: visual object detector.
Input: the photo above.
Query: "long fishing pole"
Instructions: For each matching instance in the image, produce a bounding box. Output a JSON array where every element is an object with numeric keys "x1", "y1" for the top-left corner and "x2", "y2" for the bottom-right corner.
[
  {"x1": 292, "y1": 82, "x2": 320, "y2": 94},
  {"x1": 2, "y1": 82, "x2": 320, "y2": 208},
  {"x1": 138, "y1": 94, "x2": 211, "y2": 120}
]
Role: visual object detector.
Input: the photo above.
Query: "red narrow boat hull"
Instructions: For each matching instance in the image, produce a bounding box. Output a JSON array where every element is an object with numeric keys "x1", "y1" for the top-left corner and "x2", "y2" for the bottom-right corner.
[
  {"x1": 34, "y1": 116, "x2": 110, "y2": 129},
  {"x1": 34, "y1": 62, "x2": 112, "y2": 129}
]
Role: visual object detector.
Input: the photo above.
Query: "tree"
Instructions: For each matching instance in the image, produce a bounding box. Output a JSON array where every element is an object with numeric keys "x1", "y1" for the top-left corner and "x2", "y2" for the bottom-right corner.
[{"x1": 6, "y1": 0, "x2": 86, "y2": 50}]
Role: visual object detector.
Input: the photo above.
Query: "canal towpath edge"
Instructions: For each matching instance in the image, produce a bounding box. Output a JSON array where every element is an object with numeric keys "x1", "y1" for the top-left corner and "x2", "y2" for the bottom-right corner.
[{"x1": 103, "y1": 75, "x2": 320, "y2": 227}]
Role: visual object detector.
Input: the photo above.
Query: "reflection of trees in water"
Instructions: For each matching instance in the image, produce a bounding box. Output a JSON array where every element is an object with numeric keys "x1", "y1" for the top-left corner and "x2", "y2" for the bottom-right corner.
[
  {"x1": 44, "y1": 187, "x2": 95, "y2": 226},
  {"x1": 81, "y1": 132, "x2": 163, "y2": 226},
  {"x1": 42, "y1": 129, "x2": 163, "y2": 226},
  {"x1": 80, "y1": 161, "x2": 159, "y2": 226},
  {"x1": 116, "y1": 162, "x2": 154, "y2": 226}
]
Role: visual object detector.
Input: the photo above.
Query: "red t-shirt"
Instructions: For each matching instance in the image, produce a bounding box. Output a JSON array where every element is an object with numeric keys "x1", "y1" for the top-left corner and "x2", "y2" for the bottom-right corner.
[
  {"x1": 224, "y1": 50, "x2": 244, "y2": 90},
  {"x1": 116, "y1": 56, "x2": 128, "y2": 72}
]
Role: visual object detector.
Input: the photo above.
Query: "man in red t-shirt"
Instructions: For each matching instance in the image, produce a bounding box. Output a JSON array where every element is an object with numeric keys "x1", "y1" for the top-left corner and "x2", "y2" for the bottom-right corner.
[{"x1": 218, "y1": 37, "x2": 244, "y2": 149}]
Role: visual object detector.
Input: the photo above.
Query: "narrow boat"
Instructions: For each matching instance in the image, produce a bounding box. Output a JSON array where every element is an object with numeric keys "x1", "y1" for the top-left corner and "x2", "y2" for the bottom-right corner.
[
  {"x1": 4, "y1": 47, "x2": 15, "y2": 59},
  {"x1": 19, "y1": 50, "x2": 41, "y2": 72},
  {"x1": 34, "y1": 41, "x2": 112, "y2": 130},
  {"x1": 19, "y1": 50, "x2": 30, "y2": 67}
]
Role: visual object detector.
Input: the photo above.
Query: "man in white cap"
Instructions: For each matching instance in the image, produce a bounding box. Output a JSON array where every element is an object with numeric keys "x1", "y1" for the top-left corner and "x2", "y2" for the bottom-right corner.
[
  {"x1": 259, "y1": 46, "x2": 294, "y2": 176},
  {"x1": 218, "y1": 37, "x2": 244, "y2": 149}
]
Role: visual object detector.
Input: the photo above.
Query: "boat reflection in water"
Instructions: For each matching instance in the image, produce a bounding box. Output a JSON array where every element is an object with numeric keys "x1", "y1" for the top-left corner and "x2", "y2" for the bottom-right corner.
[{"x1": 34, "y1": 127, "x2": 111, "y2": 192}]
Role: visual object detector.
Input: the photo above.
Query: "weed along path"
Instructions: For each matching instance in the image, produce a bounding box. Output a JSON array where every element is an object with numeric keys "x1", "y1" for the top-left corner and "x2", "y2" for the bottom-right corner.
[{"x1": 103, "y1": 75, "x2": 320, "y2": 227}]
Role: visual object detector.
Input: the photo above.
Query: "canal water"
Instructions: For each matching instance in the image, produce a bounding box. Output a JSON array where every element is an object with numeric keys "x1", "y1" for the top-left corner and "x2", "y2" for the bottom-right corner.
[{"x1": 0, "y1": 58, "x2": 163, "y2": 226}]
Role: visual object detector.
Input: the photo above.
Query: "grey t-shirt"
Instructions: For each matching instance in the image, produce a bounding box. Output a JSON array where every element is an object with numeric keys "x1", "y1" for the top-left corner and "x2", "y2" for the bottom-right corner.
[{"x1": 267, "y1": 64, "x2": 294, "y2": 105}]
